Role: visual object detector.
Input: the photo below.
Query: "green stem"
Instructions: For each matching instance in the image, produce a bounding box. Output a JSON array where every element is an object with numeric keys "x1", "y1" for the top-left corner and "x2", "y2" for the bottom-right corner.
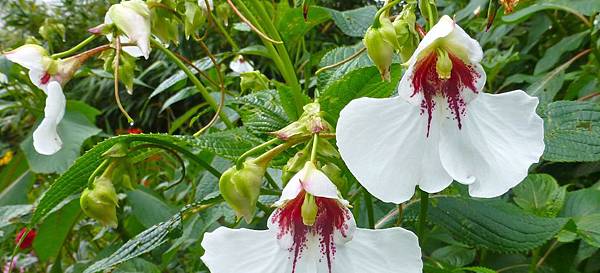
[
  {"x1": 51, "y1": 35, "x2": 97, "y2": 59},
  {"x1": 237, "y1": 138, "x2": 280, "y2": 169},
  {"x1": 310, "y1": 134, "x2": 319, "y2": 163},
  {"x1": 150, "y1": 38, "x2": 234, "y2": 128},
  {"x1": 209, "y1": 12, "x2": 239, "y2": 51},
  {"x1": 418, "y1": 188, "x2": 429, "y2": 242},
  {"x1": 529, "y1": 249, "x2": 540, "y2": 273},
  {"x1": 425, "y1": 0, "x2": 437, "y2": 30},
  {"x1": 372, "y1": 0, "x2": 402, "y2": 28}
]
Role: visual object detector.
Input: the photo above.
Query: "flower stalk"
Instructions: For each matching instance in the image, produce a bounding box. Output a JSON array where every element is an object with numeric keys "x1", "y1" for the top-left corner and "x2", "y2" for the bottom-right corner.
[{"x1": 51, "y1": 35, "x2": 98, "y2": 59}]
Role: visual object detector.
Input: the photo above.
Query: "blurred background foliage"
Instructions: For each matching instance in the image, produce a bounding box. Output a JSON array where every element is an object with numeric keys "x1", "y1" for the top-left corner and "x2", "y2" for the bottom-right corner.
[{"x1": 0, "y1": 0, "x2": 599, "y2": 272}]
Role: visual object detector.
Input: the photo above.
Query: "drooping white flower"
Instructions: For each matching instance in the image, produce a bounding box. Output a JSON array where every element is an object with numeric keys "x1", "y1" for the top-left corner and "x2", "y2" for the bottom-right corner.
[
  {"x1": 105, "y1": 0, "x2": 152, "y2": 59},
  {"x1": 198, "y1": 0, "x2": 214, "y2": 12},
  {"x1": 202, "y1": 162, "x2": 422, "y2": 273},
  {"x1": 229, "y1": 55, "x2": 254, "y2": 75},
  {"x1": 3, "y1": 45, "x2": 75, "y2": 155},
  {"x1": 336, "y1": 15, "x2": 545, "y2": 203}
]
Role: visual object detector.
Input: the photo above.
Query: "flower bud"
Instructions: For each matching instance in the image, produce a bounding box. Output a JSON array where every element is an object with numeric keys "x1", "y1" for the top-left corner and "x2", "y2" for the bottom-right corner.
[
  {"x1": 219, "y1": 159, "x2": 267, "y2": 223},
  {"x1": 282, "y1": 149, "x2": 310, "y2": 185},
  {"x1": 271, "y1": 102, "x2": 331, "y2": 140},
  {"x1": 393, "y1": 5, "x2": 420, "y2": 62},
  {"x1": 80, "y1": 177, "x2": 119, "y2": 228},
  {"x1": 240, "y1": 71, "x2": 270, "y2": 92},
  {"x1": 106, "y1": 0, "x2": 152, "y2": 59},
  {"x1": 364, "y1": 24, "x2": 395, "y2": 81},
  {"x1": 301, "y1": 194, "x2": 318, "y2": 226}
]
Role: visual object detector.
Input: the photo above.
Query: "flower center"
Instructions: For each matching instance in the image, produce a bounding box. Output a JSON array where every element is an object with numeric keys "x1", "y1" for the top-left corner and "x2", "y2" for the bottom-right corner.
[
  {"x1": 411, "y1": 49, "x2": 479, "y2": 136},
  {"x1": 271, "y1": 191, "x2": 351, "y2": 273},
  {"x1": 40, "y1": 72, "x2": 52, "y2": 85}
]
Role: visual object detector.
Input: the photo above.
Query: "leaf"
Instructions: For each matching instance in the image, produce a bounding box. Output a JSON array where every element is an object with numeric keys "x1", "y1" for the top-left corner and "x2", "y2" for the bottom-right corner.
[
  {"x1": 150, "y1": 57, "x2": 214, "y2": 98},
  {"x1": 431, "y1": 245, "x2": 476, "y2": 268},
  {"x1": 326, "y1": 6, "x2": 377, "y2": 37},
  {"x1": 276, "y1": 6, "x2": 331, "y2": 45},
  {"x1": 534, "y1": 31, "x2": 589, "y2": 74},
  {"x1": 512, "y1": 174, "x2": 566, "y2": 217},
  {"x1": 460, "y1": 267, "x2": 498, "y2": 273},
  {"x1": 542, "y1": 101, "x2": 600, "y2": 162},
  {"x1": 160, "y1": 86, "x2": 197, "y2": 112},
  {"x1": 127, "y1": 189, "x2": 176, "y2": 228},
  {"x1": 526, "y1": 70, "x2": 565, "y2": 111},
  {"x1": 426, "y1": 197, "x2": 568, "y2": 253},
  {"x1": 502, "y1": 0, "x2": 600, "y2": 22},
  {"x1": 20, "y1": 109, "x2": 102, "y2": 174},
  {"x1": 320, "y1": 65, "x2": 402, "y2": 124},
  {"x1": 0, "y1": 204, "x2": 33, "y2": 229},
  {"x1": 317, "y1": 43, "x2": 372, "y2": 90},
  {"x1": 83, "y1": 210, "x2": 183, "y2": 273},
  {"x1": 230, "y1": 90, "x2": 290, "y2": 135},
  {"x1": 114, "y1": 258, "x2": 161, "y2": 273},
  {"x1": 33, "y1": 198, "x2": 81, "y2": 261},
  {"x1": 0, "y1": 171, "x2": 35, "y2": 206},
  {"x1": 561, "y1": 188, "x2": 600, "y2": 247},
  {"x1": 31, "y1": 132, "x2": 256, "y2": 225}
]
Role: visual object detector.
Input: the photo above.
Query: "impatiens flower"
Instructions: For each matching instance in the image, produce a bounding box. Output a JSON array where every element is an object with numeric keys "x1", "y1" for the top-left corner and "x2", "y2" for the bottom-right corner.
[
  {"x1": 33, "y1": 81, "x2": 66, "y2": 155},
  {"x1": 104, "y1": 0, "x2": 152, "y2": 59},
  {"x1": 229, "y1": 55, "x2": 254, "y2": 75},
  {"x1": 198, "y1": 0, "x2": 214, "y2": 11},
  {"x1": 15, "y1": 228, "x2": 37, "y2": 249},
  {"x1": 202, "y1": 162, "x2": 422, "y2": 273},
  {"x1": 336, "y1": 15, "x2": 545, "y2": 203}
]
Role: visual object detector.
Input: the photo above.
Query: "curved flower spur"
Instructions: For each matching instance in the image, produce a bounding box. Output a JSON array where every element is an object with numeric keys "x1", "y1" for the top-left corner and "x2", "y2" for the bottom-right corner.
[
  {"x1": 336, "y1": 15, "x2": 545, "y2": 203},
  {"x1": 201, "y1": 161, "x2": 422, "y2": 273}
]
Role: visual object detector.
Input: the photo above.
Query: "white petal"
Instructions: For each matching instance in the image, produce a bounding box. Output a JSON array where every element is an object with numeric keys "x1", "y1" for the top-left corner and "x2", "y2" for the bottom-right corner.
[
  {"x1": 4, "y1": 44, "x2": 47, "y2": 71},
  {"x1": 276, "y1": 162, "x2": 341, "y2": 205},
  {"x1": 107, "y1": 3, "x2": 151, "y2": 59},
  {"x1": 333, "y1": 228, "x2": 422, "y2": 273},
  {"x1": 276, "y1": 171, "x2": 304, "y2": 205},
  {"x1": 397, "y1": 15, "x2": 484, "y2": 104},
  {"x1": 33, "y1": 81, "x2": 66, "y2": 155},
  {"x1": 28, "y1": 69, "x2": 54, "y2": 92},
  {"x1": 439, "y1": 90, "x2": 545, "y2": 197},
  {"x1": 201, "y1": 228, "x2": 290, "y2": 273},
  {"x1": 336, "y1": 97, "x2": 452, "y2": 204},
  {"x1": 198, "y1": 0, "x2": 214, "y2": 11},
  {"x1": 229, "y1": 56, "x2": 254, "y2": 74}
]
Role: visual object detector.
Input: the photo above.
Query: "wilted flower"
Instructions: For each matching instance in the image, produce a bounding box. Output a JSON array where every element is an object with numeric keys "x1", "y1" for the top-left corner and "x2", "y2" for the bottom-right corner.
[
  {"x1": 229, "y1": 55, "x2": 254, "y2": 75},
  {"x1": 104, "y1": 0, "x2": 152, "y2": 59},
  {"x1": 202, "y1": 162, "x2": 422, "y2": 273},
  {"x1": 336, "y1": 16, "x2": 545, "y2": 203}
]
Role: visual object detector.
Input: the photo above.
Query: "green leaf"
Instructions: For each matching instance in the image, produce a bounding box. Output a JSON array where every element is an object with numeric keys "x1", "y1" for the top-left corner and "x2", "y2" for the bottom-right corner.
[
  {"x1": 431, "y1": 245, "x2": 476, "y2": 267},
  {"x1": 512, "y1": 174, "x2": 566, "y2": 217},
  {"x1": 426, "y1": 197, "x2": 568, "y2": 253},
  {"x1": 317, "y1": 43, "x2": 372, "y2": 90},
  {"x1": 0, "y1": 152, "x2": 29, "y2": 193},
  {"x1": 326, "y1": 6, "x2": 377, "y2": 37},
  {"x1": 320, "y1": 65, "x2": 402, "y2": 124},
  {"x1": 160, "y1": 86, "x2": 197, "y2": 112},
  {"x1": 190, "y1": 128, "x2": 263, "y2": 160},
  {"x1": 21, "y1": 109, "x2": 102, "y2": 174},
  {"x1": 127, "y1": 189, "x2": 176, "y2": 228},
  {"x1": 561, "y1": 189, "x2": 600, "y2": 247},
  {"x1": 83, "y1": 210, "x2": 183, "y2": 273},
  {"x1": 150, "y1": 57, "x2": 215, "y2": 98},
  {"x1": 0, "y1": 171, "x2": 35, "y2": 206},
  {"x1": 534, "y1": 31, "x2": 589, "y2": 74},
  {"x1": 574, "y1": 214, "x2": 600, "y2": 248},
  {"x1": 230, "y1": 90, "x2": 290, "y2": 136},
  {"x1": 503, "y1": 0, "x2": 600, "y2": 22},
  {"x1": 459, "y1": 266, "x2": 498, "y2": 273},
  {"x1": 276, "y1": 6, "x2": 331, "y2": 45},
  {"x1": 527, "y1": 69, "x2": 565, "y2": 111},
  {"x1": 114, "y1": 258, "x2": 161, "y2": 273},
  {"x1": 542, "y1": 101, "x2": 600, "y2": 162},
  {"x1": 33, "y1": 198, "x2": 81, "y2": 261},
  {"x1": 0, "y1": 204, "x2": 33, "y2": 229}
]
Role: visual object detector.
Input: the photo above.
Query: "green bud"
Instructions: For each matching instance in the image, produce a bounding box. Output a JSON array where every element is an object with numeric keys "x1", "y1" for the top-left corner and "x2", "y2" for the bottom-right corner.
[
  {"x1": 364, "y1": 26, "x2": 394, "y2": 81},
  {"x1": 219, "y1": 159, "x2": 267, "y2": 223},
  {"x1": 184, "y1": 1, "x2": 207, "y2": 39},
  {"x1": 282, "y1": 149, "x2": 310, "y2": 185},
  {"x1": 436, "y1": 48, "x2": 452, "y2": 80},
  {"x1": 103, "y1": 142, "x2": 130, "y2": 158},
  {"x1": 393, "y1": 5, "x2": 420, "y2": 62},
  {"x1": 301, "y1": 194, "x2": 318, "y2": 226},
  {"x1": 80, "y1": 177, "x2": 119, "y2": 228},
  {"x1": 317, "y1": 139, "x2": 340, "y2": 159},
  {"x1": 240, "y1": 71, "x2": 270, "y2": 92}
]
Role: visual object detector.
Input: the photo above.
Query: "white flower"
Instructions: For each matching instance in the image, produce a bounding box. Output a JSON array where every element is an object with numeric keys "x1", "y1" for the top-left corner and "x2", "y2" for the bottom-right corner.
[
  {"x1": 105, "y1": 0, "x2": 151, "y2": 59},
  {"x1": 336, "y1": 15, "x2": 545, "y2": 203},
  {"x1": 229, "y1": 55, "x2": 254, "y2": 75},
  {"x1": 4, "y1": 45, "x2": 70, "y2": 155},
  {"x1": 201, "y1": 162, "x2": 422, "y2": 273}
]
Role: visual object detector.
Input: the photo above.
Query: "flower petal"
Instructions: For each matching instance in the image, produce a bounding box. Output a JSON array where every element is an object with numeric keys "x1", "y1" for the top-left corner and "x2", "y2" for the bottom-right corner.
[
  {"x1": 107, "y1": 2, "x2": 151, "y2": 59},
  {"x1": 333, "y1": 227, "x2": 422, "y2": 273},
  {"x1": 4, "y1": 44, "x2": 47, "y2": 71},
  {"x1": 201, "y1": 228, "x2": 290, "y2": 273},
  {"x1": 33, "y1": 81, "x2": 66, "y2": 155},
  {"x1": 439, "y1": 90, "x2": 545, "y2": 197},
  {"x1": 336, "y1": 97, "x2": 452, "y2": 204},
  {"x1": 229, "y1": 56, "x2": 254, "y2": 74},
  {"x1": 276, "y1": 162, "x2": 340, "y2": 205}
]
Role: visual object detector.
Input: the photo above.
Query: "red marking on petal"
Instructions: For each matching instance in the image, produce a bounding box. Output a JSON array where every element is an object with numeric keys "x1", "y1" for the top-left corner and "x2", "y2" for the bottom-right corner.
[
  {"x1": 411, "y1": 51, "x2": 479, "y2": 136},
  {"x1": 271, "y1": 191, "x2": 350, "y2": 273},
  {"x1": 40, "y1": 72, "x2": 51, "y2": 85}
]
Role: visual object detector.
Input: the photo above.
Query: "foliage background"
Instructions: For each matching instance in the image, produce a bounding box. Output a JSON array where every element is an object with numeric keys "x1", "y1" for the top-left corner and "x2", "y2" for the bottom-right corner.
[{"x1": 0, "y1": 0, "x2": 599, "y2": 272}]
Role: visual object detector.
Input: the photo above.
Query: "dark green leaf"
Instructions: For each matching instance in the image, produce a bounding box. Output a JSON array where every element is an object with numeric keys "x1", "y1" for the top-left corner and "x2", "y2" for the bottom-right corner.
[
  {"x1": 230, "y1": 90, "x2": 290, "y2": 135},
  {"x1": 512, "y1": 174, "x2": 566, "y2": 217},
  {"x1": 326, "y1": 6, "x2": 377, "y2": 37},
  {"x1": 534, "y1": 31, "x2": 589, "y2": 74},
  {"x1": 317, "y1": 43, "x2": 372, "y2": 90},
  {"x1": 127, "y1": 189, "x2": 176, "y2": 228},
  {"x1": 33, "y1": 198, "x2": 80, "y2": 261}
]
